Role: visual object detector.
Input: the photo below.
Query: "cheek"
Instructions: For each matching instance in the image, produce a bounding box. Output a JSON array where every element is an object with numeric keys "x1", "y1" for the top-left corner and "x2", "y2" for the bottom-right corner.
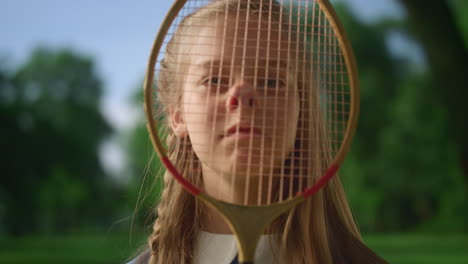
[
  {"x1": 183, "y1": 94, "x2": 224, "y2": 138},
  {"x1": 184, "y1": 95, "x2": 203, "y2": 120}
]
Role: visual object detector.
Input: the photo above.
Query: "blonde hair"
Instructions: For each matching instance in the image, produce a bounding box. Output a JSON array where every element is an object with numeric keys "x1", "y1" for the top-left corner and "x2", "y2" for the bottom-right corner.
[{"x1": 139, "y1": 1, "x2": 387, "y2": 263}]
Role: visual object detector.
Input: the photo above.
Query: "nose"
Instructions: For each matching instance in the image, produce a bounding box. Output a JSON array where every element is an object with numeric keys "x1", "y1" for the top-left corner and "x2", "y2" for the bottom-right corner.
[{"x1": 226, "y1": 80, "x2": 255, "y2": 111}]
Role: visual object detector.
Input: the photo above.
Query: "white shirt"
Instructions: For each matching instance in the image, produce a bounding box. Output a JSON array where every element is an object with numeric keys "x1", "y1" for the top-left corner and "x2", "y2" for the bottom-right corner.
[{"x1": 193, "y1": 231, "x2": 281, "y2": 264}]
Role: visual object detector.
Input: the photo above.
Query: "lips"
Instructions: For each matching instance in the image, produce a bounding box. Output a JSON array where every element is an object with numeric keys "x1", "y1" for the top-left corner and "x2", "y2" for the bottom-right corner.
[{"x1": 225, "y1": 124, "x2": 262, "y2": 137}]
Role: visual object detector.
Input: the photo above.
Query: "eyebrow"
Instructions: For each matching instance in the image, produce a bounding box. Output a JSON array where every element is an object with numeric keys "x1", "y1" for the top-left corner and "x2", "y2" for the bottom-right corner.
[
  {"x1": 193, "y1": 59, "x2": 289, "y2": 70},
  {"x1": 193, "y1": 60, "x2": 222, "y2": 69}
]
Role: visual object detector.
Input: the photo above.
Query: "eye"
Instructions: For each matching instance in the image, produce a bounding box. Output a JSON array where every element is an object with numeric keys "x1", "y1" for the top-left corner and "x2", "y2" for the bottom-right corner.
[
  {"x1": 267, "y1": 79, "x2": 285, "y2": 88},
  {"x1": 202, "y1": 77, "x2": 227, "y2": 85},
  {"x1": 201, "y1": 77, "x2": 216, "y2": 86},
  {"x1": 201, "y1": 76, "x2": 230, "y2": 93},
  {"x1": 259, "y1": 78, "x2": 286, "y2": 90}
]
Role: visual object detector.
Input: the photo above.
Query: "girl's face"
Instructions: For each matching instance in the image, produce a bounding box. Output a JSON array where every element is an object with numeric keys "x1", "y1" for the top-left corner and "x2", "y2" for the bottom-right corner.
[{"x1": 172, "y1": 15, "x2": 300, "y2": 191}]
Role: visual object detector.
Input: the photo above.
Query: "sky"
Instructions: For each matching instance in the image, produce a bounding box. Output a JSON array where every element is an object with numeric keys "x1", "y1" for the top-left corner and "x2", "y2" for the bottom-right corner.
[
  {"x1": 1, "y1": 0, "x2": 173, "y2": 130},
  {"x1": 0, "y1": 0, "x2": 405, "y2": 178}
]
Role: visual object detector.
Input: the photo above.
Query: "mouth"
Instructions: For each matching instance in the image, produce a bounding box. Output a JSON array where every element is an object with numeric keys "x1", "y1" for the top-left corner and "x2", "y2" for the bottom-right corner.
[{"x1": 225, "y1": 124, "x2": 262, "y2": 138}]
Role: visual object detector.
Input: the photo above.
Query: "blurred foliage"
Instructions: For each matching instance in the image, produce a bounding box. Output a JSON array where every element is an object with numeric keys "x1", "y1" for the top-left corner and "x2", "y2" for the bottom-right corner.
[
  {"x1": 0, "y1": 48, "x2": 123, "y2": 235},
  {"x1": 451, "y1": 0, "x2": 468, "y2": 47},
  {"x1": 336, "y1": 1, "x2": 468, "y2": 232},
  {"x1": 399, "y1": 0, "x2": 468, "y2": 186},
  {"x1": 119, "y1": 86, "x2": 163, "y2": 231}
]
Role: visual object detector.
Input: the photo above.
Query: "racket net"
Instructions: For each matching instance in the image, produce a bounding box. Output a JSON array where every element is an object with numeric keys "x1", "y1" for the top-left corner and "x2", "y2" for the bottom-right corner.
[{"x1": 150, "y1": 0, "x2": 353, "y2": 206}]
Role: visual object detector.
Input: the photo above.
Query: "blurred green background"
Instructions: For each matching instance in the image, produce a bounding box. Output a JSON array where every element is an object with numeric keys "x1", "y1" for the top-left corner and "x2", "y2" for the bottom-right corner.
[{"x1": 1, "y1": 0, "x2": 467, "y2": 263}]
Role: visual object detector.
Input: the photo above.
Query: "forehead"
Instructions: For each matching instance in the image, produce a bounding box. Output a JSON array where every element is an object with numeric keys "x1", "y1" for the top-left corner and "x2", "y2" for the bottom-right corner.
[{"x1": 187, "y1": 15, "x2": 292, "y2": 67}]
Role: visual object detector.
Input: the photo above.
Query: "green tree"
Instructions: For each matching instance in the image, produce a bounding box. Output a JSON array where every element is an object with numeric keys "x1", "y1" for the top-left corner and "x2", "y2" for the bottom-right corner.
[
  {"x1": 0, "y1": 48, "x2": 120, "y2": 235},
  {"x1": 336, "y1": 2, "x2": 467, "y2": 232},
  {"x1": 398, "y1": 0, "x2": 468, "y2": 189}
]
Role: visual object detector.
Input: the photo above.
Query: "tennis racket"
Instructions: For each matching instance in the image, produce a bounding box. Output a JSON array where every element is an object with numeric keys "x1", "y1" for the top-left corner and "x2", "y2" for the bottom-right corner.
[{"x1": 144, "y1": 0, "x2": 359, "y2": 263}]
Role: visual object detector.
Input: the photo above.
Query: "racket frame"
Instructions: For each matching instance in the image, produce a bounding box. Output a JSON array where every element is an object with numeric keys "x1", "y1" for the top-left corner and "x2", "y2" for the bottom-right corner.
[{"x1": 143, "y1": 0, "x2": 359, "y2": 262}]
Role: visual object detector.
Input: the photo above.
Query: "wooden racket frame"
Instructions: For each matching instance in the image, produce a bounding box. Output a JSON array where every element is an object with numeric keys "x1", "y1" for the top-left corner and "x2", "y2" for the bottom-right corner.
[{"x1": 143, "y1": 0, "x2": 359, "y2": 262}]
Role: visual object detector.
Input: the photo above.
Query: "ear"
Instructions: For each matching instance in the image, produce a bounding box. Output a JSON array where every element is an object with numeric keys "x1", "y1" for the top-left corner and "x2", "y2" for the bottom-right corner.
[{"x1": 171, "y1": 107, "x2": 188, "y2": 138}]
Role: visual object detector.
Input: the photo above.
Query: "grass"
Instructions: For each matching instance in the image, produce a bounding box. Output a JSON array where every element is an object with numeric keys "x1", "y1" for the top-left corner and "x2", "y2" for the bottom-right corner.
[
  {"x1": 0, "y1": 233, "x2": 467, "y2": 263},
  {"x1": 0, "y1": 233, "x2": 146, "y2": 264},
  {"x1": 365, "y1": 234, "x2": 468, "y2": 264}
]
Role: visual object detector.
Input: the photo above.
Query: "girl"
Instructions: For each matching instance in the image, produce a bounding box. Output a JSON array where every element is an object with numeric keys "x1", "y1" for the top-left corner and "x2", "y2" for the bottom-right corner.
[{"x1": 132, "y1": 0, "x2": 387, "y2": 263}]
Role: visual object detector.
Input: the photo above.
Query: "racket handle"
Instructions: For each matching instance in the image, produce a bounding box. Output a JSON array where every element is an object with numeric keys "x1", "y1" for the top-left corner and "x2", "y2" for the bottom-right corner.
[
  {"x1": 230, "y1": 254, "x2": 253, "y2": 264},
  {"x1": 231, "y1": 254, "x2": 253, "y2": 264}
]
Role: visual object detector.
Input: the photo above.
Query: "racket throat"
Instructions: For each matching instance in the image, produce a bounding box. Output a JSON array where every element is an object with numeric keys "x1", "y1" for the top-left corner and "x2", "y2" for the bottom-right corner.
[{"x1": 198, "y1": 194, "x2": 303, "y2": 263}]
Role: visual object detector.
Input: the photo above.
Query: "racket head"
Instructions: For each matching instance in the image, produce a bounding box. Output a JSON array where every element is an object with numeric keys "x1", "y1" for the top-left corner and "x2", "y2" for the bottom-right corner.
[{"x1": 144, "y1": 0, "x2": 359, "y2": 206}]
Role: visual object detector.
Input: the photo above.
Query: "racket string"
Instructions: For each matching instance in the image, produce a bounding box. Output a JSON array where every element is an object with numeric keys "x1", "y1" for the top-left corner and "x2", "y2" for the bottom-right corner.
[{"x1": 154, "y1": 0, "x2": 351, "y2": 205}]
